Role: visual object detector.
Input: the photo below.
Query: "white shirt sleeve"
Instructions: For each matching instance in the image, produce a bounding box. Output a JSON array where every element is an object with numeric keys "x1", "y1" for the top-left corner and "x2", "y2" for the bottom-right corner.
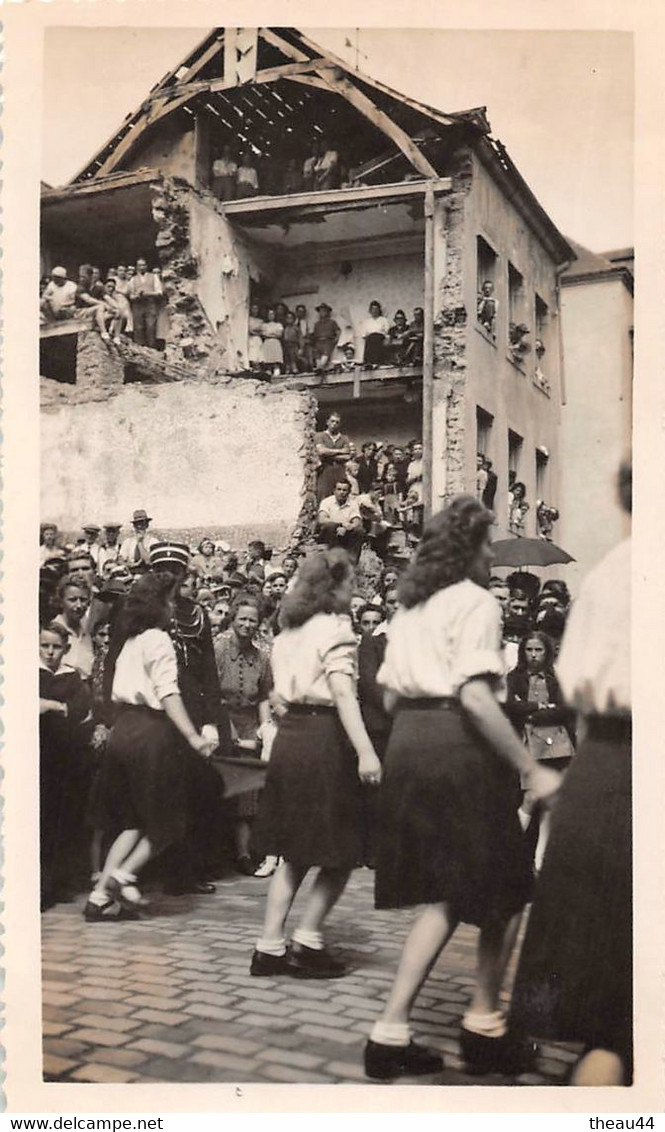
[
  {"x1": 451, "y1": 595, "x2": 504, "y2": 693},
  {"x1": 143, "y1": 629, "x2": 180, "y2": 702},
  {"x1": 319, "y1": 616, "x2": 358, "y2": 680}
]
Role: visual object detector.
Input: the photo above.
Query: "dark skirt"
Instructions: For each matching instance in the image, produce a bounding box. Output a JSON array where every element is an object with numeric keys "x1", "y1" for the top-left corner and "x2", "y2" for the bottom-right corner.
[
  {"x1": 363, "y1": 332, "x2": 386, "y2": 365},
  {"x1": 509, "y1": 730, "x2": 632, "y2": 1064},
  {"x1": 90, "y1": 705, "x2": 187, "y2": 854},
  {"x1": 252, "y1": 707, "x2": 363, "y2": 869},
  {"x1": 375, "y1": 704, "x2": 532, "y2": 926}
]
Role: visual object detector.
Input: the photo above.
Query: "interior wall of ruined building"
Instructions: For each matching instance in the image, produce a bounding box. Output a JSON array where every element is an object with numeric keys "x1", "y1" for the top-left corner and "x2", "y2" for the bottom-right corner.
[
  {"x1": 463, "y1": 149, "x2": 563, "y2": 537},
  {"x1": 125, "y1": 119, "x2": 197, "y2": 184},
  {"x1": 313, "y1": 397, "x2": 422, "y2": 453},
  {"x1": 40, "y1": 374, "x2": 317, "y2": 550}
]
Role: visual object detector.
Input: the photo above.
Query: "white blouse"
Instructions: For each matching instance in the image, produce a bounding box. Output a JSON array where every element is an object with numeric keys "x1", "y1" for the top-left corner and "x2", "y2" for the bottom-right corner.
[
  {"x1": 362, "y1": 315, "x2": 390, "y2": 338},
  {"x1": 556, "y1": 537, "x2": 630, "y2": 715},
  {"x1": 378, "y1": 580, "x2": 504, "y2": 698},
  {"x1": 272, "y1": 613, "x2": 357, "y2": 706},
  {"x1": 112, "y1": 628, "x2": 180, "y2": 711}
]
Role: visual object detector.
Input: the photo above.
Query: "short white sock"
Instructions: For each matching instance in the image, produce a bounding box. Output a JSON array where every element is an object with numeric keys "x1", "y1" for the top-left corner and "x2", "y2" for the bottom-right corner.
[
  {"x1": 370, "y1": 1021, "x2": 412, "y2": 1047},
  {"x1": 88, "y1": 889, "x2": 110, "y2": 906},
  {"x1": 292, "y1": 928, "x2": 324, "y2": 951},
  {"x1": 462, "y1": 1010, "x2": 507, "y2": 1038},
  {"x1": 112, "y1": 868, "x2": 137, "y2": 885},
  {"x1": 255, "y1": 936, "x2": 287, "y2": 957},
  {"x1": 518, "y1": 806, "x2": 532, "y2": 831}
]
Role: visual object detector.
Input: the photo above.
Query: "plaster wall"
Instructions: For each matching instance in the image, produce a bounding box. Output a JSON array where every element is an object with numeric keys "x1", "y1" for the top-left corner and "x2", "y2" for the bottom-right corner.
[
  {"x1": 188, "y1": 197, "x2": 273, "y2": 371},
  {"x1": 126, "y1": 123, "x2": 197, "y2": 184},
  {"x1": 275, "y1": 247, "x2": 424, "y2": 362},
  {"x1": 41, "y1": 380, "x2": 312, "y2": 549},
  {"x1": 462, "y1": 153, "x2": 564, "y2": 537},
  {"x1": 559, "y1": 277, "x2": 632, "y2": 591}
]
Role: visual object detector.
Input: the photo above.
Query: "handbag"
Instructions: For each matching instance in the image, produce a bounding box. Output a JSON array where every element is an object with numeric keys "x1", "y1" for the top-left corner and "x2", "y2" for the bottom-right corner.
[{"x1": 524, "y1": 721, "x2": 574, "y2": 762}]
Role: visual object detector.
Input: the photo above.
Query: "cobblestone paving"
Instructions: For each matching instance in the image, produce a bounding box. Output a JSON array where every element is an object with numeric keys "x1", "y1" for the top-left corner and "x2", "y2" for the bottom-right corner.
[{"x1": 41, "y1": 869, "x2": 579, "y2": 1086}]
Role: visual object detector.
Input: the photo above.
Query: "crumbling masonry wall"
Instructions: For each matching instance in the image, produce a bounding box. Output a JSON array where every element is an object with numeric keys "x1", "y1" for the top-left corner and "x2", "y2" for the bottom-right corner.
[
  {"x1": 41, "y1": 377, "x2": 318, "y2": 550},
  {"x1": 432, "y1": 150, "x2": 474, "y2": 506}
]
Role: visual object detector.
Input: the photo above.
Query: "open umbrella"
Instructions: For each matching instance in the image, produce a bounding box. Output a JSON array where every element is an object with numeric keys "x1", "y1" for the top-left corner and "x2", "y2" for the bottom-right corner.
[{"x1": 491, "y1": 538, "x2": 575, "y2": 568}]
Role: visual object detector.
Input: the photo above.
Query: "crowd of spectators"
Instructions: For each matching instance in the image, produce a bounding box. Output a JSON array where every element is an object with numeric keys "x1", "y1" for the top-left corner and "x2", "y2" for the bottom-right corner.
[
  {"x1": 247, "y1": 299, "x2": 424, "y2": 376},
  {"x1": 39, "y1": 501, "x2": 576, "y2": 913},
  {"x1": 211, "y1": 137, "x2": 344, "y2": 203},
  {"x1": 40, "y1": 260, "x2": 169, "y2": 350}
]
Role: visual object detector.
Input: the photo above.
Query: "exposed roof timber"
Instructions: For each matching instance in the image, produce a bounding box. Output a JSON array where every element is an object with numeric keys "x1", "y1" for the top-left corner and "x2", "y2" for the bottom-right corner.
[
  {"x1": 291, "y1": 70, "x2": 438, "y2": 179},
  {"x1": 259, "y1": 26, "x2": 309, "y2": 63},
  {"x1": 157, "y1": 31, "x2": 223, "y2": 90},
  {"x1": 222, "y1": 177, "x2": 452, "y2": 220},
  {"x1": 95, "y1": 89, "x2": 195, "y2": 177},
  {"x1": 142, "y1": 58, "x2": 332, "y2": 105},
  {"x1": 42, "y1": 168, "x2": 159, "y2": 205}
]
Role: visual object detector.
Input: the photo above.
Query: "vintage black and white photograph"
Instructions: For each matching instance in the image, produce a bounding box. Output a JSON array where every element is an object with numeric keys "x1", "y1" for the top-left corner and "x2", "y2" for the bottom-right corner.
[{"x1": 5, "y1": 4, "x2": 660, "y2": 1113}]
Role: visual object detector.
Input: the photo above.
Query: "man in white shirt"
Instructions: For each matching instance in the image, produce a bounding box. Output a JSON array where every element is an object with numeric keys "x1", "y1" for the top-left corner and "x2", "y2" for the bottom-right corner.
[
  {"x1": 127, "y1": 259, "x2": 161, "y2": 348},
  {"x1": 81, "y1": 523, "x2": 101, "y2": 568},
  {"x1": 40, "y1": 266, "x2": 78, "y2": 322},
  {"x1": 120, "y1": 509, "x2": 159, "y2": 573},
  {"x1": 97, "y1": 523, "x2": 123, "y2": 577},
  {"x1": 318, "y1": 480, "x2": 364, "y2": 562}
]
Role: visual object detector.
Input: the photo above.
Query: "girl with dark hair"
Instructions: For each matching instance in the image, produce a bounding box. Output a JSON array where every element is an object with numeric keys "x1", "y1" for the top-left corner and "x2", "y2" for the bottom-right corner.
[
  {"x1": 364, "y1": 496, "x2": 560, "y2": 1080},
  {"x1": 83, "y1": 573, "x2": 216, "y2": 919},
  {"x1": 506, "y1": 631, "x2": 575, "y2": 872},
  {"x1": 250, "y1": 549, "x2": 382, "y2": 979}
]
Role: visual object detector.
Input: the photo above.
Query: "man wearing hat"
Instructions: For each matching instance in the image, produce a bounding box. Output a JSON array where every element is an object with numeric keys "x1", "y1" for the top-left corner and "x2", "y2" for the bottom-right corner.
[
  {"x1": 40, "y1": 266, "x2": 78, "y2": 323},
  {"x1": 81, "y1": 523, "x2": 102, "y2": 568},
  {"x1": 148, "y1": 541, "x2": 228, "y2": 894},
  {"x1": 312, "y1": 302, "x2": 341, "y2": 373},
  {"x1": 97, "y1": 523, "x2": 124, "y2": 577},
  {"x1": 120, "y1": 509, "x2": 158, "y2": 574}
]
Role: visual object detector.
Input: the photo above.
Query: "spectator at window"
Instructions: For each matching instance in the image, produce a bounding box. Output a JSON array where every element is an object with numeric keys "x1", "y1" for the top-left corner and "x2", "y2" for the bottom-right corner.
[
  {"x1": 509, "y1": 482, "x2": 529, "y2": 535},
  {"x1": 404, "y1": 307, "x2": 424, "y2": 366},
  {"x1": 41, "y1": 266, "x2": 78, "y2": 323},
  {"x1": 127, "y1": 259, "x2": 161, "y2": 349},
  {"x1": 317, "y1": 480, "x2": 364, "y2": 563},
  {"x1": 312, "y1": 302, "x2": 341, "y2": 373},
  {"x1": 477, "y1": 279, "x2": 498, "y2": 335},
  {"x1": 476, "y1": 454, "x2": 488, "y2": 502},
  {"x1": 260, "y1": 308, "x2": 284, "y2": 375},
  {"x1": 362, "y1": 301, "x2": 390, "y2": 367},
  {"x1": 387, "y1": 309, "x2": 410, "y2": 365},
  {"x1": 212, "y1": 144, "x2": 238, "y2": 201},
  {"x1": 282, "y1": 311, "x2": 301, "y2": 375},
  {"x1": 482, "y1": 458, "x2": 498, "y2": 510},
  {"x1": 236, "y1": 151, "x2": 260, "y2": 199}
]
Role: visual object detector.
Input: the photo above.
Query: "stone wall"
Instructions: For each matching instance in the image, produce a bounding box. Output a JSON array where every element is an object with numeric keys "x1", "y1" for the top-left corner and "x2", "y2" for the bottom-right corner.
[{"x1": 41, "y1": 378, "x2": 317, "y2": 550}]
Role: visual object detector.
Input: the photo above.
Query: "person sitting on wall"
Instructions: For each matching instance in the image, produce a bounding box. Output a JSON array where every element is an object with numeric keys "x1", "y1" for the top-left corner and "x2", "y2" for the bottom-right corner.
[
  {"x1": 311, "y1": 302, "x2": 341, "y2": 373},
  {"x1": 362, "y1": 301, "x2": 390, "y2": 367},
  {"x1": 101, "y1": 278, "x2": 128, "y2": 345},
  {"x1": 212, "y1": 144, "x2": 238, "y2": 202},
  {"x1": 357, "y1": 482, "x2": 392, "y2": 558},
  {"x1": 74, "y1": 265, "x2": 110, "y2": 339},
  {"x1": 387, "y1": 309, "x2": 410, "y2": 365},
  {"x1": 403, "y1": 307, "x2": 425, "y2": 366},
  {"x1": 236, "y1": 151, "x2": 260, "y2": 199},
  {"x1": 89, "y1": 267, "x2": 106, "y2": 301},
  {"x1": 317, "y1": 480, "x2": 364, "y2": 563},
  {"x1": 40, "y1": 266, "x2": 78, "y2": 324}
]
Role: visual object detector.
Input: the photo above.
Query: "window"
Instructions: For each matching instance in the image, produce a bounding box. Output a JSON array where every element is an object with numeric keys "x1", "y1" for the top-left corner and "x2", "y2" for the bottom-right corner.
[
  {"x1": 508, "y1": 263, "x2": 530, "y2": 365},
  {"x1": 508, "y1": 429, "x2": 523, "y2": 476},
  {"x1": 476, "y1": 236, "x2": 498, "y2": 338},
  {"x1": 508, "y1": 430, "x2": 527, "y2": 534},
  {"x1": 536, "y1": 446, "x2": 549, "y2": 498},
  {"x1": 476, "y1": 406, "x2": 494, "y2": 455}
]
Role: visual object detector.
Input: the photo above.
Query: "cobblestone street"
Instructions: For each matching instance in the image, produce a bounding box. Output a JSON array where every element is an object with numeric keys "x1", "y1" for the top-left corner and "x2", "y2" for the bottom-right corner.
[{"x1": 41, "y1": 868, "x2": 579, "y2": 1088}]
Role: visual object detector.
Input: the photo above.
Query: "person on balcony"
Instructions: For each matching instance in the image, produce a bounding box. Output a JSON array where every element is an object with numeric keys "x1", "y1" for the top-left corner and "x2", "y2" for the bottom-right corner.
[
  {"x1": 248, "y1": 302, "x2": 264, "y2": 371},
  {"x1": 362, "y1": 301, "x2": 390, "y2": 367},
  {"x1": 312, "y1": 302, "x2": 341, "y2": 373},
  {"x1": 260, "y1": 308, "x2": 284, "y2": 375},
  {"x1": 282, "y1": 311, "x2": 301, "y2": 375},
  {"x1": 294, "y1": 304, "x2": 313, "y2": 372},
  {"x1": 404, "y1": 307, "x2": 425, "y2": 366},
  {"x1": 236, "y1": 151, "x2": 260, "y2": 199},
  {"x1": 302, "y1": 137, "x2": 323, "y2": 191},
  {"x1": 387, "y1": 310, "x2": 410, "y2": 365},
  {"x1": 314, "y1": 140, "x2": 341, "y2": 190},
  {"x1": 212, "y1": 144, "x2": 238, "y2": 202}
]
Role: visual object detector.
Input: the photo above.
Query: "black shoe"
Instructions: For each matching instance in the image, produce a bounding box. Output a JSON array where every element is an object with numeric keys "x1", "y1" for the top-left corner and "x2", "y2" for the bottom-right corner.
[
  {"x1": 286, "y1": 942, "x2": 347, "y2": 979},
  {"x1": 250, "y1": 949, "x2": 291, "y2": 977},
  {"x1": 164, "y1": 880, "x2": 217, "y2": 896},
  {"x1": 83, "y1": 899, "x2": 140, "y2": 923},
  {"x1": 460, "y1": 1027, "x2": 538, "y2": 1076},
  {"x1": 236, "y1": 855, "x2": 255, "y2": 876},
  {"x1": 364, "y1": 1038, "x2": 444, "y2": 1080}
]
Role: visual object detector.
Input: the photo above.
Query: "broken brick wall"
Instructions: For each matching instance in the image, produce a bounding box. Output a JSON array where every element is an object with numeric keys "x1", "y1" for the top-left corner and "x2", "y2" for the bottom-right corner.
[{"x1": 41, "y1": 377, "x2": 318, "y2": 550}]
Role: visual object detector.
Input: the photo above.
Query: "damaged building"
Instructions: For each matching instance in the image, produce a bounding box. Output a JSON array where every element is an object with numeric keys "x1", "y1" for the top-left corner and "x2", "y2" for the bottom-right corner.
[{"x1": 40, "y1": 26, "x2": 573, "y2": 546}]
